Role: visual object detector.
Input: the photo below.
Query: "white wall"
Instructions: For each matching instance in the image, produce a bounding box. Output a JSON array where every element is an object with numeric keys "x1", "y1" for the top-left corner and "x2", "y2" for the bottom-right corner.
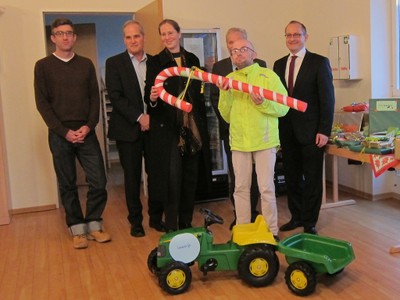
[
  {"x1": 0, "y1": 0, "x2": 153, "y2": 210},
  {"x1": 163, "y1": 0, "x2": 373, "y2": 109},
  {"x1": 0, "y1": 0, "x2": 396, "y2": 210}
]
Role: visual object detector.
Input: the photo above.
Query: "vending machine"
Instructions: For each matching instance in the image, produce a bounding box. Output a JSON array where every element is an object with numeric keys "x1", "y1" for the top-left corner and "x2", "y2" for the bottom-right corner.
[{"x1": 181, "y1": 29, "x2": 229, "y2": 202}]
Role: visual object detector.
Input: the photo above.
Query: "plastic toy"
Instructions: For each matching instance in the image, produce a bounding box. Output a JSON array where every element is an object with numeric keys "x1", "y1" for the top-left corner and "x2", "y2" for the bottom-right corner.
[
  {"x1": 278, "y1": 233, "x2": 355, "y2": 296},
  {"x1": 147, "y1": 208, "x2": 279, "y2": 295},
  {"x1": 147, "y1": 208, "x2": 355, "y2": 296},
  {"x1": 154, "y1": 66, "x2": 308, "y2": 113}
]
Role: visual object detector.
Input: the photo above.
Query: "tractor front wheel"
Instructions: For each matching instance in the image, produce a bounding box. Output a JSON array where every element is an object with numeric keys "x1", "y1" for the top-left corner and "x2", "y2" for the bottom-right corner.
[{"x1": 158, "y1": 261, "x2": 192, "y2": 295}]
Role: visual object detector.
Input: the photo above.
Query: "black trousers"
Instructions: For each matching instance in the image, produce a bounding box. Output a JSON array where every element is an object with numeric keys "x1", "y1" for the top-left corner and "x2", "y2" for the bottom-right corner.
[
  {"x1": 281, "y1": 140, "x2": 324, "y2": 228},
  {"x1": 164, "y1": 139, "x2": 199, "y2": 231},
  {"x1": 116, "y1": 139, "x2": 145, "y2": 227}
]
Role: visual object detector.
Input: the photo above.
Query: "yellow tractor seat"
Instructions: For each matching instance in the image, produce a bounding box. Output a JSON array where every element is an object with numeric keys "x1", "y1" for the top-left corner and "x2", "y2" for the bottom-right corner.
[{"x1": 232, "y1": 215, "x2": 277, "y2": 246}]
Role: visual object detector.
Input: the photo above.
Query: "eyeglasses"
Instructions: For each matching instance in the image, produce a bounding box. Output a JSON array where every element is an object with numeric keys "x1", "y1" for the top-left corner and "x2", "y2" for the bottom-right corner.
[
  {"x1": 285, "y1": 33, "x2": 303, "y2": 39},
  {"x1": 231, "y1": 46, "x2": 255, "y2": 55},
  {"x1": 53, "y1": 31, "x2": 74, "y2": 37}
]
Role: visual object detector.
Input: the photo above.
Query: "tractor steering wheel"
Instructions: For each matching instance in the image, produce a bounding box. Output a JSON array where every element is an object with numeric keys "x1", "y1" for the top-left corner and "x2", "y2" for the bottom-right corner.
[{"x1": 200, "y1": 208, "x2": 224, "y2": 228}]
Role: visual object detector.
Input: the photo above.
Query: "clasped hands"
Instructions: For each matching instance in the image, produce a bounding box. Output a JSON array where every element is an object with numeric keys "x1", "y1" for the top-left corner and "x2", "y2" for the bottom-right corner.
[
  {"x1": 65, "y1": 125, "x2": 90, "y2": 143},
  {"x1": 139, "y1": 114, "x2": 150, "y2": 131}
]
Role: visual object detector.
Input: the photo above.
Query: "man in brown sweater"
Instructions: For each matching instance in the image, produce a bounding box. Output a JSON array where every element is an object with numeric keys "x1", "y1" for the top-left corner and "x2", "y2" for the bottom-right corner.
[{"x1": 34, "y1": 18, "x2": 111, "y2": 249}]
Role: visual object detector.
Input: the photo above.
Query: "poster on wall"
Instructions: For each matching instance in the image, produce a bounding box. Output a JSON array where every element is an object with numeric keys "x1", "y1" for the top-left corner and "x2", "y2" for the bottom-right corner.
[{"x1": 369, "y1": 98, "x2": 400, "y2": 134}]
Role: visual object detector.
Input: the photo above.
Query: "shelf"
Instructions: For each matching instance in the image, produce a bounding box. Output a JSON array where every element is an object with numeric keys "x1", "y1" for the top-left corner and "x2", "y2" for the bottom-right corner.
[{"x1": 101, "y1": 89, "x2": 119, "y2": 168}]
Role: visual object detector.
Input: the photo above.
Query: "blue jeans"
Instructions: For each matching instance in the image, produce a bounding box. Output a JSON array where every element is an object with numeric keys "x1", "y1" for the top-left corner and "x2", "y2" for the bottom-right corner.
[{"x1": 49, "y1": 131, "x2": 107, "y2": 233}]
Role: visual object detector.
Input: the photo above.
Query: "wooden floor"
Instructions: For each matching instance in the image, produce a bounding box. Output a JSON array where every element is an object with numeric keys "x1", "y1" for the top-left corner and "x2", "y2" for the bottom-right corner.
[{"x1": 1, "y1": 164, "x2": 400, "y2": 300}]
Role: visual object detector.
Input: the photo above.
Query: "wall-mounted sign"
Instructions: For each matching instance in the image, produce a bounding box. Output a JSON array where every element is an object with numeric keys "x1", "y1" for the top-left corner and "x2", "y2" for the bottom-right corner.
[{"x1": 375, "y1": 100, "x2": 398, "y2": 112}]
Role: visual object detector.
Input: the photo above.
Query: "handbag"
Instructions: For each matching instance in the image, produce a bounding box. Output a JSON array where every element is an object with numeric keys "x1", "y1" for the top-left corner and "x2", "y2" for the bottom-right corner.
[{"x1": 178, "y1": 113, "x2": 202, "y2": 157}]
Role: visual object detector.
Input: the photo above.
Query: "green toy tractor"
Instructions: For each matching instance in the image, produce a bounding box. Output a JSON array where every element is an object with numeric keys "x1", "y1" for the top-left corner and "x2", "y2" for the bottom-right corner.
[
  {"x1": 147, "y1": 208, "x2": 279, "y2": 295},
  {"x1": 147, "y1": 208, "x2": 355, "y2": 296}
]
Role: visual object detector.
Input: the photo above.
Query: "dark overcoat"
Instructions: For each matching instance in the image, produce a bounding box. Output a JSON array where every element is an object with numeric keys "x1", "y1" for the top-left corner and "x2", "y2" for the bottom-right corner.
[{"x1": 144, "y1": 48, "x2": 212, "y2": 203}]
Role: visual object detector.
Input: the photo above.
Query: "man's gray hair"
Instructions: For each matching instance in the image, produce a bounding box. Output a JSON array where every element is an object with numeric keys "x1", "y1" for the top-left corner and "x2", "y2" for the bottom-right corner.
[
  {"x1": 123, "y1": 20, "x2": 145, "y2": 35},
  {"x1": 226, "y1": 27, "x2": 247, "y2": 39}
]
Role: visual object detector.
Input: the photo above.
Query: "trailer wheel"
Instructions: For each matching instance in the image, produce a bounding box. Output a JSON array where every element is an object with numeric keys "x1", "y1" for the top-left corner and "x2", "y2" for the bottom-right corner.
[
  {"x1": 159, "y1": 261, "x2": 192, "y2": 295},
  {"x1": 238, "y1": 244, "x2": 279, "y2": 287},
  {"x1": 147, "y1": 247, "x2": 160, "y2": 275},
  {"x1": 285, "y1": 261, "x2": 317, "y2": 296}
]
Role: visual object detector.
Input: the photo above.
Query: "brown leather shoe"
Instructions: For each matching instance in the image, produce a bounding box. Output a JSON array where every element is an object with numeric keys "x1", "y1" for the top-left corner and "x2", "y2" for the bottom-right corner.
[
  {"x1": 73, "y1": 234, "x2": 88, "y2": 249},
  {"x1": 87, "y1": 230, "x2": 112, "y2": 243}
]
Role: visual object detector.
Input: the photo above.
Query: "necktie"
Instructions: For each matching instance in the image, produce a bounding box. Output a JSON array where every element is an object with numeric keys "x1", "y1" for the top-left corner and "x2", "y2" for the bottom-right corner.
[{"x1": 288, "y1": 55, "x2": 297, "y2": 96}]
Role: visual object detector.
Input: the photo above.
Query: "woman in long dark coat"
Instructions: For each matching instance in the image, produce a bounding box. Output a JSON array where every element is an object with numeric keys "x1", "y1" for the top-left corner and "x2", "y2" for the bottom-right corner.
[{"x1": 144, "y1": 19, "x2": 211, "y2": 232}]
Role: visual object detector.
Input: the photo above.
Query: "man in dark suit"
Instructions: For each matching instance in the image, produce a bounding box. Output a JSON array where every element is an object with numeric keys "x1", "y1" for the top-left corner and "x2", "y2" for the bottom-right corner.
[
  {"x1": 105, "y1": 20, "x2": 164, "y2": 237},
  {"x1": 273, "y1": 20, "x2": 335, "y2": 234},
  {"x1": 210, "y1": 28, "x2": 266, "y2": 228}
]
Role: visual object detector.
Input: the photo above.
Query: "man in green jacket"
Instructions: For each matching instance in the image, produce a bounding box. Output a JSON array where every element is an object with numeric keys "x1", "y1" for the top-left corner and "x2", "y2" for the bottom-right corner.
[{"x1": 218, "y1": 39, "x2": 289, "y2": 240}]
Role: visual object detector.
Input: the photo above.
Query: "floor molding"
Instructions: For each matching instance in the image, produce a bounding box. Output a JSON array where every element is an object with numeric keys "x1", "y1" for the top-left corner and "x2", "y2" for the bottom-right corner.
[
  {"x1": 11, "y1": 204, "x2": 57, "y2": 215},
  {"x1": 332, "y1": 182, "x2": 400, "y2": 201},
  {"x1": 9, "y1": 184, "x2": 400, "y2": 215}
]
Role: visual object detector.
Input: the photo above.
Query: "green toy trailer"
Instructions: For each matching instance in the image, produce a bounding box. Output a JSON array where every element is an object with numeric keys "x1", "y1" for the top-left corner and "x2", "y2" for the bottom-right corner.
[{"x1": 278, "y1": 233, "x2": 356, "y2": 296}]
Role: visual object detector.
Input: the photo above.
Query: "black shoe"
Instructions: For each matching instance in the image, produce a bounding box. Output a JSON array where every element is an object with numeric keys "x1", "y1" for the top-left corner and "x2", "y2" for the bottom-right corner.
[
  {"x1": 179, "y1": 223, "x2": 192, "y2": 230},
  {"x1": 149, "y1": 221, "x2": 167, "y2": 232},
  {"x1": 130, "y1": 225, "x2": 145, "y2": 237},
  {"x1": 304, "y1": 226, "x2": 318, "y2": 235},
  {"x1": 279, "y1": 220, "x2": 302, "y2": 231}
]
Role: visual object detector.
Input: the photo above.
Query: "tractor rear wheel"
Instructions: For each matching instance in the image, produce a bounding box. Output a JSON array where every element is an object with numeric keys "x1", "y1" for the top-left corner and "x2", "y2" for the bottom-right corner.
[
  {"x1": 147, "y1": 247, "x2": 160, "y2": 275},
  {"x1": 285, "y1": 261, "x2": 317, "y2": 296},
  {"x1": 238, "y1": 244, "x2": 279, "y2": 287}
]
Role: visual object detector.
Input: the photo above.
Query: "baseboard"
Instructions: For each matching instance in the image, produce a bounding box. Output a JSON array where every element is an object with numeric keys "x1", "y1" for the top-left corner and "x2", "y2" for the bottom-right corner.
[
  {"x1": 11, "y1": 204, "x2": 57, "y2": 215},
  {"x1": 328, "y1": 181, "x2": 400, "y2": 201},
  {"x1": 8, "y1": 184, "x2": 398, "y2": 215},
  {"x1": 0, "y1": 215, "x2": 11, "y2": 225},
  {"x1": 371, "y1": 192, "x2": 400, "y2": 201}
]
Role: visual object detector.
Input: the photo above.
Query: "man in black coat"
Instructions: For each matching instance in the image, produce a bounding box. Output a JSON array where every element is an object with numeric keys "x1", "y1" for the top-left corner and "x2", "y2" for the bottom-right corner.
[
  {"x1": 273, "y1": 20, "x2": 335, "y2": 234},
  {"x1": 105, "y1": 20, "x2": 164, "y2": 237},
  {"x1": 210, "y1": 27, "x2": 266, "y2": 228}
]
